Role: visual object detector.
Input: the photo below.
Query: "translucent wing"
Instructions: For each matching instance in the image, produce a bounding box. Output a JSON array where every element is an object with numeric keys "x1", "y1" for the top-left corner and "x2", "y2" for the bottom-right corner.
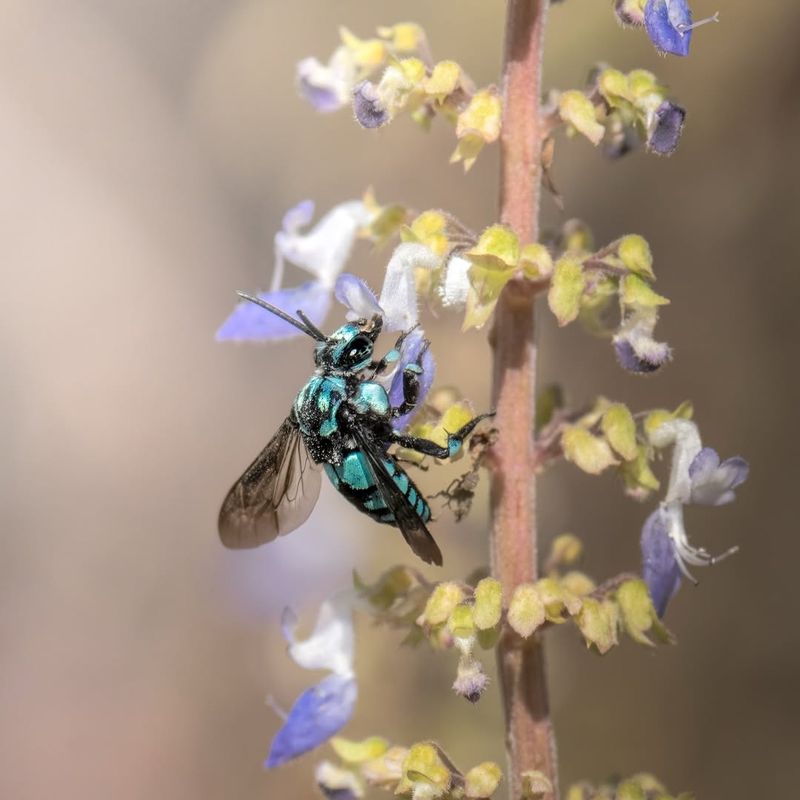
[
  {"x1": 219, "y1": 416, "x2": 322, "y2": 549},
  {"x1": 353, "y1": 429, "x2": 443, "y2": 566}
]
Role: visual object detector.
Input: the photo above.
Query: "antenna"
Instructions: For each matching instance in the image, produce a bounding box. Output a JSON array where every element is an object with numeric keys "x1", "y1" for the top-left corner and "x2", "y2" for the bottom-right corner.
[
  {"x1": 235, "y1": 291, "x2": 326, "y2": 341},
  {"x1": 296, "y1": 309, "x2": 326, "y2": 341}
]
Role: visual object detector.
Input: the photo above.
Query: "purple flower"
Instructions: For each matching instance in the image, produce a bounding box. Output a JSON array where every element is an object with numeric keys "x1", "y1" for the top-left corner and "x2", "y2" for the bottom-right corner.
[
  {"x1": 217, "y1": 200, "x2": 369, "y2": 342},
  {"x1": 688, "y1": 447, "x2": 750, "y2": 506},
  {"x1": 641, "y1": 420, "x2": 748, "y2": 615},
  {"x1": 265, "y1": 593, "x2": 357, "y2": 768},
  {"x1": 644, "y1": 0, "x2": 719, "y2": 57},
  {"x1": 641, "y1": 507, "x2": 681, "y2": 617},
  {"x1": 266, "y1": 675, "x2": 357, "y2": 768}
]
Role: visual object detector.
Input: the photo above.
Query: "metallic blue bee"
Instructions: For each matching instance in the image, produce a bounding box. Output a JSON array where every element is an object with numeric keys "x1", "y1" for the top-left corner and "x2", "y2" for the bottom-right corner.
[{"x1": 218, "y1": 292, "x2": 493, "y2": 565}]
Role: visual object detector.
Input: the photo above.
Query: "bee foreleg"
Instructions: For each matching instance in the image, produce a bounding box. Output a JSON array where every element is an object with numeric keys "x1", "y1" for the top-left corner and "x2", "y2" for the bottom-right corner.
[{"x1": 391, "y1": 337, "x2": 431, "y2": 419}]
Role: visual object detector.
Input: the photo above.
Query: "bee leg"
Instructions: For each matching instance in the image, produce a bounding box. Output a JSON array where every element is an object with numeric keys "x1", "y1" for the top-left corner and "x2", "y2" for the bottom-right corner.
[
  {"x1": 391, "y1": 337, "x2": 431, "y2": 419},
  {"x1": 369, "y1": 326, "x2": 420, "y2": 377},
  {"x1": 391, "y1": 412, "x2": 495, "y2": 459}
]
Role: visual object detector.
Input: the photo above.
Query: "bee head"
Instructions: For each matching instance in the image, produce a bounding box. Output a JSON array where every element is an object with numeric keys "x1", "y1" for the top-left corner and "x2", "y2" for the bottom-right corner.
[{"x1": 315, "y1": 314, "x2": 383, "y2": 372}]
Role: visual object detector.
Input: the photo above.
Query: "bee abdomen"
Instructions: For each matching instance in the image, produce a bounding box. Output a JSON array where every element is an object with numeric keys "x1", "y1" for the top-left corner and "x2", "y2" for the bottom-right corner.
[{"x1": 323, "y1": 450, "x2": 431, "y2": 525}]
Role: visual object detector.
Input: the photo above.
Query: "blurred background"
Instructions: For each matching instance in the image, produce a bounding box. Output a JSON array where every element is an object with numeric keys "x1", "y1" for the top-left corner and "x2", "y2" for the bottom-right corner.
[{"x1": 1, "y1": 1, "x2": 797, "y2": 798}]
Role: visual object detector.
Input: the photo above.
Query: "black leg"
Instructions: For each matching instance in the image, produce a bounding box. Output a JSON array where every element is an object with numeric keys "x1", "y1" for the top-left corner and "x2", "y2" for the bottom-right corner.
[
  {"x1": 392, "y1": 337, "x2": 431, "y2": 419},
  {"x1": 369, "y1": 327, "x2": 419, "y2": 377},
  {"x1": 391, "y1": 412, "x2": 495, "y2": 459}
]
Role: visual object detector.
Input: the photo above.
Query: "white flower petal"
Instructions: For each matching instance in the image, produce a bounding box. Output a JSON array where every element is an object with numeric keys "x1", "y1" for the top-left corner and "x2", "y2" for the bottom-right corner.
[
  {"x1": 650, "y1": 418, "x2": 702, "y2": 504},
  {"x1": 282, "y1": 591, "x2": 355, "y2": 678},
  {"x1": 378, "y1": 243, "x2": 441, "y2": 331},
  {"x1": 275, "y1": 201, "x2": 370, "y2": 288},
  {"x1": 439, "y1": 254, "x2": 471, "y2": 309},
  {"x1": 296, "y1": 47, "x2": 357, "y2": 112}
]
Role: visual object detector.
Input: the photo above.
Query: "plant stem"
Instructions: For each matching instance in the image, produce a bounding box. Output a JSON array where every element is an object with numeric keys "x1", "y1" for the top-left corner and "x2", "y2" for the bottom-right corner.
[{"x1": 490, "y1": 2, "x2": 557, "y2": 799}]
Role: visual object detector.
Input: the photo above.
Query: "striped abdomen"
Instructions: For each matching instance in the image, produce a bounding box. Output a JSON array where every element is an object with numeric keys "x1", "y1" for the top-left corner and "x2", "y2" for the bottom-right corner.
[{"x1": 323, "y1": 449, "x2": 431, "y2": 526}]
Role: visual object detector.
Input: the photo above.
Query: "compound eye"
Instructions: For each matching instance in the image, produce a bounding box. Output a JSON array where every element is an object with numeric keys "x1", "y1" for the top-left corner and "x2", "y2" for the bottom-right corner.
[{"x1": 347, "y1": 336, "x2": 371, "y2": 362}]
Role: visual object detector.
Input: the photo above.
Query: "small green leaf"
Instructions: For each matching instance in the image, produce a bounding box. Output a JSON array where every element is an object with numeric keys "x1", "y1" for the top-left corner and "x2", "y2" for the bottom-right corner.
[
  {"x1": 601, "y1": 403, "x2": 638, "y2": 461},
  {"x1": 616, "y1": 579, "x2": 673, "y2": 646},
  {"x1": 597, "y1": 68, "x2": 633, "y2": 110},
  {"x1": 508, "y1": 584, "x2": 545, "y2": 638},
  {"x1": 521, "y1": 770, "x2": 553, "y2": 799},
  {"x1": 619, "y1": 444, "x2": 661, "y2": 500},
  {"x1": 472, "y1": 578, "x2": 503, "y2": 630},
  {"x1": 561, "y1": 425, "x2": 619, "y2": 475},
  {"x1": 548, "y1": 258, "x2": 586, "y2": 326},
  {"x1": 463, "y1": 260, "x2": 516, "y2": 330},
  {"x1": 535, "y1": 383, "x2": 564, "y2": 432},
  {"x1": 618, "y1": 234, "x2": 655, "y2": 279},
  {"x1": 422, "y1": 582, "x2": 465, "y2": 626},
  {"x1": 331, "y1": 735, "x2": 390, "y2": 764},
  {"x1": 547, "y1": 533, "x2": 583, "y2": 567},
  {"x1": 520, "y1": 242, "x2": 553, "y2": 280},
  {"x1": 620, "y1": 274, "x2": 669, "y2": 309},
  {"x1": 617, "y1": 780, "x2": 646, "y2": 800},
  {"x1": 465, "y1": 762, "x2": 503, "y2": 798},
  {"x1": 400, "y1": 742, "x2": 453, "y2": 795},
  {"x1": 467, "y1": 224, "x2": 520, "y2": 270},
  {"x1": 575, "y1": 597, "x2": 618, "y2": 654},
  {"x1": 447, "y1": 603, "x2": 476, "y2": 639},
  {"x1": 536, "y1": 577, "x2": 583, "y2": 622},
  {"x1": 559, "y1": 90, "x2": 604, "y2": 145},
  {"x1": 560, "y1": 570, "x2": 596, "y2": 597}
]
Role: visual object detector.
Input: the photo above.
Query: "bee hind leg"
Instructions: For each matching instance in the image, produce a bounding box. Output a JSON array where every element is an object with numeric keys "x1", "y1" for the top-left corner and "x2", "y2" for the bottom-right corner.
[{"x1": 390, "y1": 412, "x2": 494, "y2": 460}]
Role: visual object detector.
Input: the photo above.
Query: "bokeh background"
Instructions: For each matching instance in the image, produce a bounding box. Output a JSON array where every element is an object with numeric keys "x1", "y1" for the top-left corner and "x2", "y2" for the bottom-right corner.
[{"x1": 1, "y1": 1, "x2": 798, "y2": 798}]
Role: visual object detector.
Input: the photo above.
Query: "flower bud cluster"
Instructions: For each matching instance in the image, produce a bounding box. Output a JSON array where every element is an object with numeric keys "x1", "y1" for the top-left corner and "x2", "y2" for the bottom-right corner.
[
  {"x1": 566, "y1": 771, "x2": 692, "y2": 799},
  {"x1": 316, "y1": 737, "x2": 503, "y2": 800},
  {"x1": 553, "y1": 66, "x2": 686, "y2": 159},
  {"x1": 543, "y1": 224, "x2": 672, "y2": 373},
  {"x1": 554, "y1": 397, "x2": 694, "y2": 499},
  {"x1": 298, "y1": 23, "x2": 502, "y2": 171}
]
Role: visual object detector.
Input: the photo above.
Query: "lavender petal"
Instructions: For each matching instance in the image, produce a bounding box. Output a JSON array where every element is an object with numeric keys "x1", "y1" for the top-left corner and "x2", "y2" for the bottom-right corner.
[
  {"x1": 334, "y1": 273, "x2": 384, "y2": 319},
  {"x1": 265, "y1": 675, "x2": 357, "y2": 768},
  {"x1": 644, "y1": 0, "x2": 692, "y2": 57},
  {"x1": 641, "y1": 508, "x2": 682, "y2": 617},
  {"x1": 216, "y1": 281, "x2": 331, "y2": 342}
]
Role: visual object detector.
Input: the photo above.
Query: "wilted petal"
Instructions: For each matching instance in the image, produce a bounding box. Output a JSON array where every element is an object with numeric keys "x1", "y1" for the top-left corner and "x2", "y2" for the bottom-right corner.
[
  {"x1": 215, "y1": 281, "x2": 331, "y2": 342},
  {"x1": 316, "y1": 761, "x2": 364, "y2": 800},
  {"x1": 282, "y1": 199, "x2": 316, "y2": 234},
  {"x1": 613, "y1": 312, "x2": 672, "y2": 373},
  {"x1": 644, "y1": 0, "x2": 692, "y2": 56},
  {"x1": 265, "y1": 675, "x2": 357, "y2": 768},
  {"x1": 297, "y1": 48, "x2": 356, "y2": 112},
  {"x1": 641, "y1": 507, "x2": 681, "y2": 617},
  {"x1": 353, "y1": 80, "x2": 389, "y2": 129},
  {"x1": 282, "y1": 592, "x2": 355, "y2": 678},
  {"x1": 388, "y1": 328, "x2": 436, "y2": 431},
  {"x1": 647, "y1": 101, "x2": 686, "y2": 156},
  {"x1": 689, "y1": 448, "x2": 749, "y2": 506},
  {"x1": 335, "y1": 273, "x2": 384, "y2": 320},
  {"x1": 378, "y1": 243, "x2": 441, "y2": 331},
  {"x1": 276, "y1": 201, "x2": 370, "y2": 288},
  {"x1": 650, "y1": 418, "x2": 702, "y2": 504},
  {"x1": 439, "y1": 254, "x2": 471, "y2": 309}
]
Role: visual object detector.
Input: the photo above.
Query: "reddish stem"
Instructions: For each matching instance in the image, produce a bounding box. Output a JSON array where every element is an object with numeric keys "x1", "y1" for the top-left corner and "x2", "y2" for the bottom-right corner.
[{"x1": 490, "y1": 1, "x2": 557, "y2": 799}]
